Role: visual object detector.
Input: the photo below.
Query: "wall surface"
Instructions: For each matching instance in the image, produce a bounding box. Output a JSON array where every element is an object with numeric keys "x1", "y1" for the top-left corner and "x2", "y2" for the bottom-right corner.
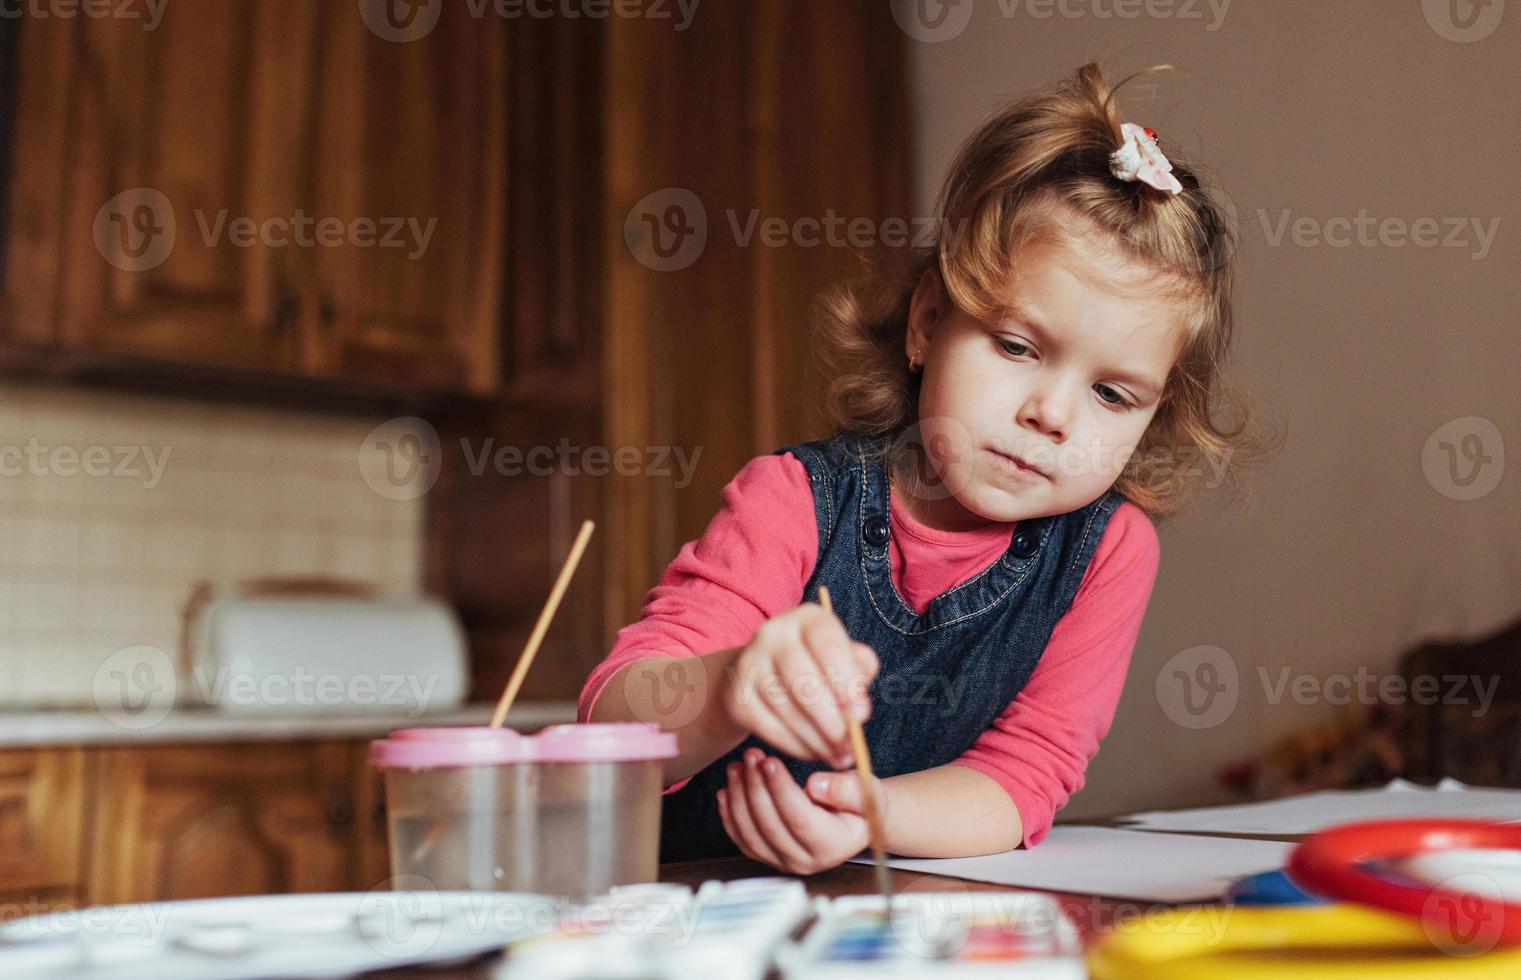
[
  {"x1": 906, "y1": 2, "x2": 1520, "y2": 815},
  {"x1": 0, "y1": 384, "x2": 422, "y2": 706}
]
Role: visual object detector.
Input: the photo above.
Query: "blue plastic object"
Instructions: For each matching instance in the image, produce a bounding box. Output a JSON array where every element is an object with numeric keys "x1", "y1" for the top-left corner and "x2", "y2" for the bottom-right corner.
[{"x1": 1225, "y1": 868, "x2": 1326, "y2": 906}]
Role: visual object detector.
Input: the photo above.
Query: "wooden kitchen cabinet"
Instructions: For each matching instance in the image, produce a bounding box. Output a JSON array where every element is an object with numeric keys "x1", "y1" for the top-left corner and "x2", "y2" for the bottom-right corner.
[
  {"x1": 301, "y1": 7, "x2": 506, "y2": 394},
  {"x1": 0, "y1": 740, "x2": 395, "y2": 920},
  {"x1": 2, "y1": 3, "x2": 504, "y2": 395},
  {"x1": 0, "y1": 748, "x2": 87, "y2": 912},
  {"x1": 8, "y1": 0, "x2": 317, "y2": 373},
  {"x1": 85, "y1": 742, "x2": 364, "y2": 905}
]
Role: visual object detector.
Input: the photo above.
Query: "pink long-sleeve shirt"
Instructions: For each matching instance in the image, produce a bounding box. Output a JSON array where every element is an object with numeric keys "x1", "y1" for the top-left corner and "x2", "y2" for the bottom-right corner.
[{"x1": 577, "y1": 451, "x2": 1160, "y2": 847}]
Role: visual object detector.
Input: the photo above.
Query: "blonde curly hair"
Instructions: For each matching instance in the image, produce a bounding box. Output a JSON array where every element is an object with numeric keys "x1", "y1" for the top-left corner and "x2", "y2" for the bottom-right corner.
[{"x1": 817, "y1": 62, "x2": 1274, "y2": 520}]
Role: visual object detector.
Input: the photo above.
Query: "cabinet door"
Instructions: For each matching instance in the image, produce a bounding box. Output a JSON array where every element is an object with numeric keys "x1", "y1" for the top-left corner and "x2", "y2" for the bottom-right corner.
[
  {"x1": 0, "y1": 748, "x2": 85, "y2": 896},
  {"x1": 29, "y1": 1, "x2": 317, "y2": 370},
  {"x1": 86, "y1": 742, "x2": 357, "y2": 905},
  {"x1": 303, "y1": 7, "x2": 506, "y2": 394},
  {"x1": 351, "y1": 743, "x2": 393, "y2": 891},
  {"x1": 3, "y1": 17, "x2": 70, "y2": 349}
]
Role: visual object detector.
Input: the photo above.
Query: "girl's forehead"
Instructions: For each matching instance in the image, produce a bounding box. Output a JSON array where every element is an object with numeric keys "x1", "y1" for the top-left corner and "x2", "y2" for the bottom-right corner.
[
  {"x1": 991, "y1": 238, "x2": 1194, "y2": 367},
  {"x1": 1010, "y1": 228, "x2": 1186, "y2": 298}
]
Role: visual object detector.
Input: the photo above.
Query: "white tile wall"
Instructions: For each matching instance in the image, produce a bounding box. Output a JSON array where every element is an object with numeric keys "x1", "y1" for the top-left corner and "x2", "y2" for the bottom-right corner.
[{"x1": 0, "y1": 383, "x2": 424, "y2": 707}]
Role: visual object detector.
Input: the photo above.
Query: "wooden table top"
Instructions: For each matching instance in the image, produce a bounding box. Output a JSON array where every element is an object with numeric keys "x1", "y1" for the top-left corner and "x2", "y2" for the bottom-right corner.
[{"x1": 365, "y1": 853, "x2": 1196, "y2": 977}]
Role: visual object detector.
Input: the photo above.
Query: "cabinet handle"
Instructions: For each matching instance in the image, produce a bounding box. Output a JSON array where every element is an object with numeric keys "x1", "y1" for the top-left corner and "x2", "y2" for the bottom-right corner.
[
  {"x1": 327, "y1": 796, "x2": 355, "y2": 829},
  {"x1": 319, "y1": 290, "x2": 337, "y2": 332},
  {"x1": 274, "y1": 293, "x2": 298, "y2": 333}
]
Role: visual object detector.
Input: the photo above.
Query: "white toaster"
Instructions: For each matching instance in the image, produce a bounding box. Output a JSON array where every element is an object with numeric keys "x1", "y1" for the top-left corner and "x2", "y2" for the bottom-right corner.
[{"x1": 190, "y1": 595, "x2": 468, "y2": 716}]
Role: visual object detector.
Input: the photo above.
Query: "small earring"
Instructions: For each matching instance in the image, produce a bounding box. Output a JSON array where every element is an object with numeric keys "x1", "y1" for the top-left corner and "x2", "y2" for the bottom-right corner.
[{"x1": 909, "y1": 349, "x2": 924, "y2": 373}]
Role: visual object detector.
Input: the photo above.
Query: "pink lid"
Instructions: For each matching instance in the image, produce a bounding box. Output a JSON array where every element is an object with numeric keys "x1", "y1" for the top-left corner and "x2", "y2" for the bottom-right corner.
[
  {"x1": 369, "y1": 726, "x2": 537, "y2": 769},
  {"x1": 534, "y1": 723, "x2": 678, "y2": 763}
]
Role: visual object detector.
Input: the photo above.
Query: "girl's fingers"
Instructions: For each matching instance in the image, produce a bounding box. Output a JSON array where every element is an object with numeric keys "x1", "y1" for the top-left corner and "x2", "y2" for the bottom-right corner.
[
  {"x1": 717, "y1": 788, "x2": 739, "y2": 847},
  {"x1": 719, "y1": 788, "x2": 767, "y2": 867},
  {"x1": 802, "y1": 613, "x2": 875, "y2": 730},
  {"x1": 849, "y1": 643, "x2": 879, "y2": 718},
  {"x1": 796, "y1": 647, "x2": 852, "y2": 749},
  {"x1": 746, "y1": 707, "x2": 814, "y2": 761},
  {"x1": 725, "y1": 762, "x2": 784, "y2": 868},
  {"x1": 762, "y1": 750, "x2": 833, "y2": 846},
  {"x1": 764, "y1": 658, "x2": 839, "y2": 762},
  {"x1": 739, "y1": 752, "x2": 812, "y2": 869}
]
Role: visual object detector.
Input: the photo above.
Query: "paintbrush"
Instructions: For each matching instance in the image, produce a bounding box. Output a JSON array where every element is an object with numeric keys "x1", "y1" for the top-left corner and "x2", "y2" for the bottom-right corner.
[
  {"x1": 817, "y1": 586, "x2": 893, "y2": 911},
  {"x1": 410, "y1": 519, "x2": 596, "y2": 867}
]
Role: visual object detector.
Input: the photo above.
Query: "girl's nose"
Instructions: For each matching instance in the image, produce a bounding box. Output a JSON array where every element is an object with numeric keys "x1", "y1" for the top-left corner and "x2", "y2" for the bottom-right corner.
[{"x1": 1019, "y1": 388, "x2": 1070, "y2": 443}]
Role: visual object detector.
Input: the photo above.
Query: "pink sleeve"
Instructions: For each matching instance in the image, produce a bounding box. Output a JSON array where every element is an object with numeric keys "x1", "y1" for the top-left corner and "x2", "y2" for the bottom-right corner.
[
  {"x1": 576, "y1": 452, "x2": 819, "y2": 795},
  {"x1": 949, "y1": 502, "x2": 1160, "y2": 848}
]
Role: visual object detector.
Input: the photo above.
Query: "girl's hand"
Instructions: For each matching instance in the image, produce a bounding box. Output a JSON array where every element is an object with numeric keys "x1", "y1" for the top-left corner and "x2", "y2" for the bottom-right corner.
[
  {"x1": 717, "y1": 748, "x2": 890, "y2": 875},
  {"x1": 721, "y1": 604, "x2": 878, "y2": 767}
]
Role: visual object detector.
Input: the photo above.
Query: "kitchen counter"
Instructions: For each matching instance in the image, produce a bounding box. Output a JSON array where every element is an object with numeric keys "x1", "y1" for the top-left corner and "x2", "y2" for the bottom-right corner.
[{"x1": 0, "y1": 700, "x2": 579, "y2": 747}]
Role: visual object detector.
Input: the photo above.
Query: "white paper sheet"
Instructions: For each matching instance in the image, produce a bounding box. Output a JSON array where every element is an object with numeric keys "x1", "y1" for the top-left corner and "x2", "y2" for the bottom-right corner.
[
  {"x1": 1118, "y1": 778, "x2": 1521, "y2": 835},
  {"x1": 847, "y1": 826, "x2": 1293, "y2": 903}
]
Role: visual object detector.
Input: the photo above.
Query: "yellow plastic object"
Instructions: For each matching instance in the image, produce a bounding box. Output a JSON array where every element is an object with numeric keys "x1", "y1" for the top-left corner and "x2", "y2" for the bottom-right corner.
[{"x1": 1087, "y1": 904, "x2": 1521, "y2": 980}]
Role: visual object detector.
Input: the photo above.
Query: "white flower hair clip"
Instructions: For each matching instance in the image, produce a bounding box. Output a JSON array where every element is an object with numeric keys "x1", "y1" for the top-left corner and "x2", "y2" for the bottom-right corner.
[{"x1": 1108, "y1": 122, "x2": 1183, "y2": 195}]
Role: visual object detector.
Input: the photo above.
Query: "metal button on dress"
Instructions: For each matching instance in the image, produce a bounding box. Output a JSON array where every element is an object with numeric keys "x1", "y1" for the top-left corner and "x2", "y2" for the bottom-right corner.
[
  {"x1": 862, "y1": 515, "x2": 891, "y2": 547},
  {"x1": 1010, "y1": 528, "x2": 1038, "y2": 559}
]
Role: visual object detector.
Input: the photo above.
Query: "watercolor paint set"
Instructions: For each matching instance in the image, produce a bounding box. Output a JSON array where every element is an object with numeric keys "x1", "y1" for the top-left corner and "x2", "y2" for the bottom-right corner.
[
  {"x1": 779, "y1": 891, "x2": 1085, "y2": 978},
  {"x1": 496, "y1": 876, "x2": 811, "y2": 980}
]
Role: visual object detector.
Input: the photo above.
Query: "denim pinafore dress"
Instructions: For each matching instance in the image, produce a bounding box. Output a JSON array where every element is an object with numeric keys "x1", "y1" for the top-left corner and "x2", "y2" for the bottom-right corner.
[{"x1": 658, "y1": 432, "x2": 1123, "y2": 861}]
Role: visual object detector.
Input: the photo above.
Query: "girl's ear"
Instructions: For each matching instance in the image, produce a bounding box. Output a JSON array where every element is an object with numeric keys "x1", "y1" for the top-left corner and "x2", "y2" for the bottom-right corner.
[{"x1": 904, "y1": 267, "x2": 945, "y2": 364}]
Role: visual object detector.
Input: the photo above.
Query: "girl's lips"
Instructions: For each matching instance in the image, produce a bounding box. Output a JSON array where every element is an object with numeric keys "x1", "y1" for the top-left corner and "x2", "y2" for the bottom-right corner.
[{"x1": 988, "y1": 447, "x2": 1048, "y2": 480}]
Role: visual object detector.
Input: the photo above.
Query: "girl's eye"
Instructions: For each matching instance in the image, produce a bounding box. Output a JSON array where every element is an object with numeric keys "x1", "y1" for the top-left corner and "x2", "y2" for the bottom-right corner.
[
  {"x1": 1094, "y1": 384, "x2": 1131, "y2": 408},
  {"x1": 997, "y1": 334, "x2": 1134, "y2": 408}
]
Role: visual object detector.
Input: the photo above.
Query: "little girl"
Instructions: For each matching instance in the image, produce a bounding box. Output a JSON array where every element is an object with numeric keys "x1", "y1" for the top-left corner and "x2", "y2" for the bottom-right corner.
[{"x1": 580, "y1": 63, "x2": 1256, "y2": 871}]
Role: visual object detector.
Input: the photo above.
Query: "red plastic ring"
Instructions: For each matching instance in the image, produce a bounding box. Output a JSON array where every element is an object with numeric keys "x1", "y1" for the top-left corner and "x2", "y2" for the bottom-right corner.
[{"x1": 1288, "y1": 819, "x2": 1521, "y2": 946}]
